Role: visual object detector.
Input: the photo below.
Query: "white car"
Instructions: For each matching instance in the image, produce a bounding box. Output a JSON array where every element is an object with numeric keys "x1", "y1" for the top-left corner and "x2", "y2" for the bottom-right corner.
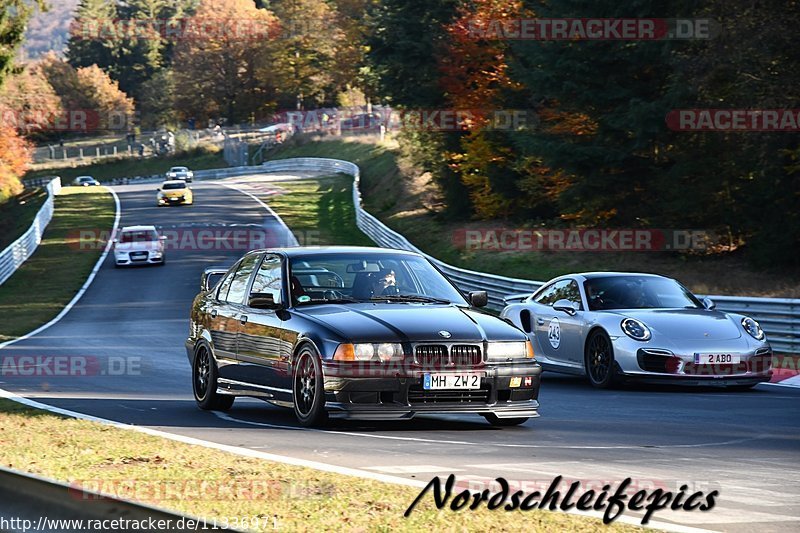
[
  {"x1": 73, "y1": 176, "x2": 100, "y2": 186},
  {"x1": 166, "y1": 166, "x2": 193, "y2": 182},
  {"x1": 113, "y1": 225, "x2": 166, "y2": 267}
]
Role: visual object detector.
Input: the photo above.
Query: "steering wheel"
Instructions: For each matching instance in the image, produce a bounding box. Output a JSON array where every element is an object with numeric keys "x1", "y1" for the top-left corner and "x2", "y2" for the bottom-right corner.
[
  {"x1": 380, "y1": 285, "x2": 401, "y2": 296},
  {"x1": 323, "y1": 289, "x2": 345, "y2": 300}
]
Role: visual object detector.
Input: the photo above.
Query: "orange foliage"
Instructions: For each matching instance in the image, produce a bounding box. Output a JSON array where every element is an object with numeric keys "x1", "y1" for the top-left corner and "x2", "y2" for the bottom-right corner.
[
  {"x1": 439, "y1": 0, "x2": 526, "y2": 126},
  {"x1": 0, "y1": 124, "x2": 32, "y2": 201}
]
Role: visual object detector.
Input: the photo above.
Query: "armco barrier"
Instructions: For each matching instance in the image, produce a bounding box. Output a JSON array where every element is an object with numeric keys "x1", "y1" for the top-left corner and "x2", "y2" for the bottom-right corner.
[
  {"x1": 0, "y1": 466, "x2": 234, "y2": 531},
  {"x1": 257, "y1": 157, "x2": 799, "y2": 354},
  {"x1": 0, "y1": 177, "x2": 61, "y2": 286}
]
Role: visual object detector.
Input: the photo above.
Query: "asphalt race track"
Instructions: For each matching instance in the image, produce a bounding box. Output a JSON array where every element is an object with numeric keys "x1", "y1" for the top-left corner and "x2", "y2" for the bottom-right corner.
[{"x1": 2, "y1": 175, "x2": 799, "y2": 532}]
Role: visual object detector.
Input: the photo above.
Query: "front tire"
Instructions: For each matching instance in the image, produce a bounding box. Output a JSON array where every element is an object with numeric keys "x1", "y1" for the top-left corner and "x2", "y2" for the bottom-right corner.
[
  {"x1": 193, "y1": 345, "x2": 234, "y2": 411},
  {"x1": 293, "y1": 346, "x2": 327, "y2": 427},
  {"x1": 585, "y1": 330, "x2": 617, "y2": 389},
  {"x1": 483, "y1": 414, "x2": 529, "y2": 426}
]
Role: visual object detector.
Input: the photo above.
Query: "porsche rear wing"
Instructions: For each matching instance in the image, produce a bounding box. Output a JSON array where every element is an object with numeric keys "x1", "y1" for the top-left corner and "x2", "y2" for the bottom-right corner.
[{"x1": 503, "y1": 292, "x2": 533, "y2": 305}]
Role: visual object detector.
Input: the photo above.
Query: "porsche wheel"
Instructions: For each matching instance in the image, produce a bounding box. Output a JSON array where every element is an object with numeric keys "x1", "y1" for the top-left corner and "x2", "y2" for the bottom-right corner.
[
  {"x1": 293, "y1": 346, "x2": 327, "y2": 427},
  {"x1": 193, "y1": 345, "x2": 234, "y2": 411},
  {"x1": 585, "y1": 330, "x2": 617, "y2": 389}
]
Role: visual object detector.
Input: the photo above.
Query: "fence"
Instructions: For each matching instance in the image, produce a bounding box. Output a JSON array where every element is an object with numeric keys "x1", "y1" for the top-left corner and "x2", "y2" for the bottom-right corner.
[{"x1": 0, "y1": 177, "x2": 61, "y2": 286}]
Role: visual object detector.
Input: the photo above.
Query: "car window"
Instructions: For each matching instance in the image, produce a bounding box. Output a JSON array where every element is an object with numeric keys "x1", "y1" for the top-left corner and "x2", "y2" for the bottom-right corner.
[
  {"x1": 584, "y1": 276, "x2": 702, "y2": 310},
  {"x1": 163, "y1": 182, "x2": 186, "y2": 190},
  {"x1": 215, "y1": 268, "x2": 237, "y2": 301},
  {"x1": 288, "y1": 253, "x2": 466, "y2": 304},
  {"x1": 225, "y1": 253, "x2": 261, "y2": 304},
  {"x1": 119, "y1": 230, "x2": 158, "y2": 243},
  {"x1": 535, "y1": 279, "x2": 582, "y2": 308},
  {"x1": 250, "y1": 254, "x2": 283, "y2": 306}
]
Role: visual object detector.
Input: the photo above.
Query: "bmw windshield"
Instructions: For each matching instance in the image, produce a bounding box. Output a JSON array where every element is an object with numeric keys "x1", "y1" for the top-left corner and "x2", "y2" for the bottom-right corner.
[
  {"x1": 288, "y1": 253, "x2": 467, "y2": 305},
  {"x1": 585, "y1": 276, "x2": 703, "y2": 311}
]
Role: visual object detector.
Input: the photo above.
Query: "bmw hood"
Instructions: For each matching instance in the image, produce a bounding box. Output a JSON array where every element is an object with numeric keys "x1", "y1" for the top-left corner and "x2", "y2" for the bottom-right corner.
[
  {"x1": 295, "y1": 303, "x2": 526, "y2": 343},
  {"x1": 614, "y1": 309, "x2": 742, "y2": 341}
]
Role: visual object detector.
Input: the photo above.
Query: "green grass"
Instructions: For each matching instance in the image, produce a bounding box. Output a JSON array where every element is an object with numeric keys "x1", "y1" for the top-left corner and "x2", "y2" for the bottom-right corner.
[
  {"x1": 0, "y1": 399, "x2": 637, "y2": 532},
  {"x1": 24, "y1": 146, "x2": 227, "y2": 184},
  {"x1": 265, "y1": 137, "x2": 399, "y2": 201},
  {"x1": 266, "y1": 175, "x2": 374, "y2": 247},
  {"x1": 267, "y1": 138, "x2": 800, "y2": 297},
  {"x1": 0, "y1": 186, "x2": 115, "y2": 341},
  {"x1": 0, "y1": 188, "x2": 48, "y2": 250}
]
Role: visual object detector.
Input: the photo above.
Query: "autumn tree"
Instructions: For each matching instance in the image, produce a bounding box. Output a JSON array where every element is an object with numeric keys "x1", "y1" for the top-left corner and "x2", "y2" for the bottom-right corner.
[
  {"x1": 367, "y1": 0, "x2": 471, "y2": 217},
  {"x1": 267, "y1": 0, "x2": 346, "y2": 109},
  {"x1": 66, "y1": 0, "x2": 196, "y2": 101},
  {"x1": 40, "y1": 53, "x2": 134, "y2": 132},
  {"x1": 0, "y1": 0, "x2": 44, "y2": 201},
  {"x1": 171, "y1": 0, "x2": 278, "y2": 124},
  {"x1": 0, "y1": 62, "x2": 63, "y2": 138}
]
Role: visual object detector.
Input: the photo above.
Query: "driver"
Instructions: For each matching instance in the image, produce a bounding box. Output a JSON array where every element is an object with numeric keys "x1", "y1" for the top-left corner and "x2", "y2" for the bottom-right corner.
[{"x1": 369, "y1": 269, "x2": 398, "y2": 296}]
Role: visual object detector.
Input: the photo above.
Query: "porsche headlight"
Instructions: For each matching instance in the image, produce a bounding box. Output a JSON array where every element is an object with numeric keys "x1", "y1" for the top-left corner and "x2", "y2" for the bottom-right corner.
[
  {"x1": 621, "y1": 318, "x2": 651, "y2": 341},
  {"x1": 486, "y1": 341, "x2": 529, "y2": 360},
  {"x1": 741, "y1": 317, "x2": 765, "y2": 341}
]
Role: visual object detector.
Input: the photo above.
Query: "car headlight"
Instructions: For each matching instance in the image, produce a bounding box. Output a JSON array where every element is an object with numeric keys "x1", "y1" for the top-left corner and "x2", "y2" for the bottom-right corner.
[
  {"x1": 741, "y1": 317, "x2": 765, "y2": 341},
  {"x1": 333, "y1": 343, "x2": 403, "y2": 362},
  {"x1": 621, "y1": 318, "x2": 651, "y2": 341},
  {"x1": 486, "y1": 341, "x2": 532, "y2": 360}
]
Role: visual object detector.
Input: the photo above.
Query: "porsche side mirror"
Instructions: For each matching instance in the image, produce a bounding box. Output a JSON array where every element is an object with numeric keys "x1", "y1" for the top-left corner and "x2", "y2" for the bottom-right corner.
[
  {"x1": 468, "y1": 291, "x2": 488, "y2": 308},
  {"x1": 249, "y1": 292, "x2": 282, "y2": 310},
  {"x1": 553, "y1": 299, "x2": 578, "y2": 316},
  {"x1": 702, "y1": 297, "x2": 716, "y2": 310}
]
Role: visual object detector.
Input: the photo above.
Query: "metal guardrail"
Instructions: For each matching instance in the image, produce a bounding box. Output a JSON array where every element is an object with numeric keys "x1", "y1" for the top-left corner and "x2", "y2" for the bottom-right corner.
[
  {"x1": 258, "y1": 157, "x2": 800, "y2": 354},
  {"x1": 0, "y1": 177, "x2": 61, "y2": 286},
  {"x1": 0, "y1": 466, "x2": 234, "y2": 531}
]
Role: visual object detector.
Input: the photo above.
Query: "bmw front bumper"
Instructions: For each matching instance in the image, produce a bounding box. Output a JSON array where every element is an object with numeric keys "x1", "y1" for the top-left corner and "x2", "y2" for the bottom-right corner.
[{"x1": 321, "y1": 362, "x2": 542, "y2": 420}]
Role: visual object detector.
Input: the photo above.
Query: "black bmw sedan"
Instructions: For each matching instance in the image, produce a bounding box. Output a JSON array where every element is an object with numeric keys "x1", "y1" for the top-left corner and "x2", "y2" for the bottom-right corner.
[{"x1": 186, "y1": 246, "x2": 542, "y2": 427}]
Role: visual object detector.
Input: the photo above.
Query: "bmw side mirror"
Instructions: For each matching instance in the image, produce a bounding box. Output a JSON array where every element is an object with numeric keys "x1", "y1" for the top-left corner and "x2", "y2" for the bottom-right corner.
[
  {"x1": 201, "y1": 268, "x2": 227, "y2": 292},
  {"x1": 553, "y1": 299, "x2": 578, "y2": 316},
  {"x1": 468, "y1": 291, "x2": 488, "y2": 308},
  {"x1": 249, "y1": 292, "x2": 282, "y2": 310},
  {"x1": 702, "y1": 297, "x2": 716, "y2": 310}
]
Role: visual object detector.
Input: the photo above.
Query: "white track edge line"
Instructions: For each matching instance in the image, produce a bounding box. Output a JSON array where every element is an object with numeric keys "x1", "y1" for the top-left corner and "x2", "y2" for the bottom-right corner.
[
  {"x1": 0, "y1": 389, "x2": 716, "y2": 533},
  {"x1": 0, "y1": 186, "x2": 121, "y2": 350}
]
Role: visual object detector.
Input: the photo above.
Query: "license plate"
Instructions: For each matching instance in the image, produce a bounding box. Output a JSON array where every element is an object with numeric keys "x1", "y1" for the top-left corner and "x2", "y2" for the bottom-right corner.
[
  {"x1": 694, "y1": 353, "x2": 741, "y2": 364},
  {"x1": 423, "y1": 374, "x2": 480, "y2": 390}
]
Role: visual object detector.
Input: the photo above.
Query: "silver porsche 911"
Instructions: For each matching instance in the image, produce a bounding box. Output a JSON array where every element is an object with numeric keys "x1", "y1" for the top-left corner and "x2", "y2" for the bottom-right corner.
[{"x1": 501, "y1": 273, "x2": 773, "y2": 389}]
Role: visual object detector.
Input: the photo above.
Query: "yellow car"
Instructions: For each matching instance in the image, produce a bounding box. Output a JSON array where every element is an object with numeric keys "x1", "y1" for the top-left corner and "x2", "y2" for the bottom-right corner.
[{"x1": 157, "y1": 180, "x2": 193, "y2": 206}]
